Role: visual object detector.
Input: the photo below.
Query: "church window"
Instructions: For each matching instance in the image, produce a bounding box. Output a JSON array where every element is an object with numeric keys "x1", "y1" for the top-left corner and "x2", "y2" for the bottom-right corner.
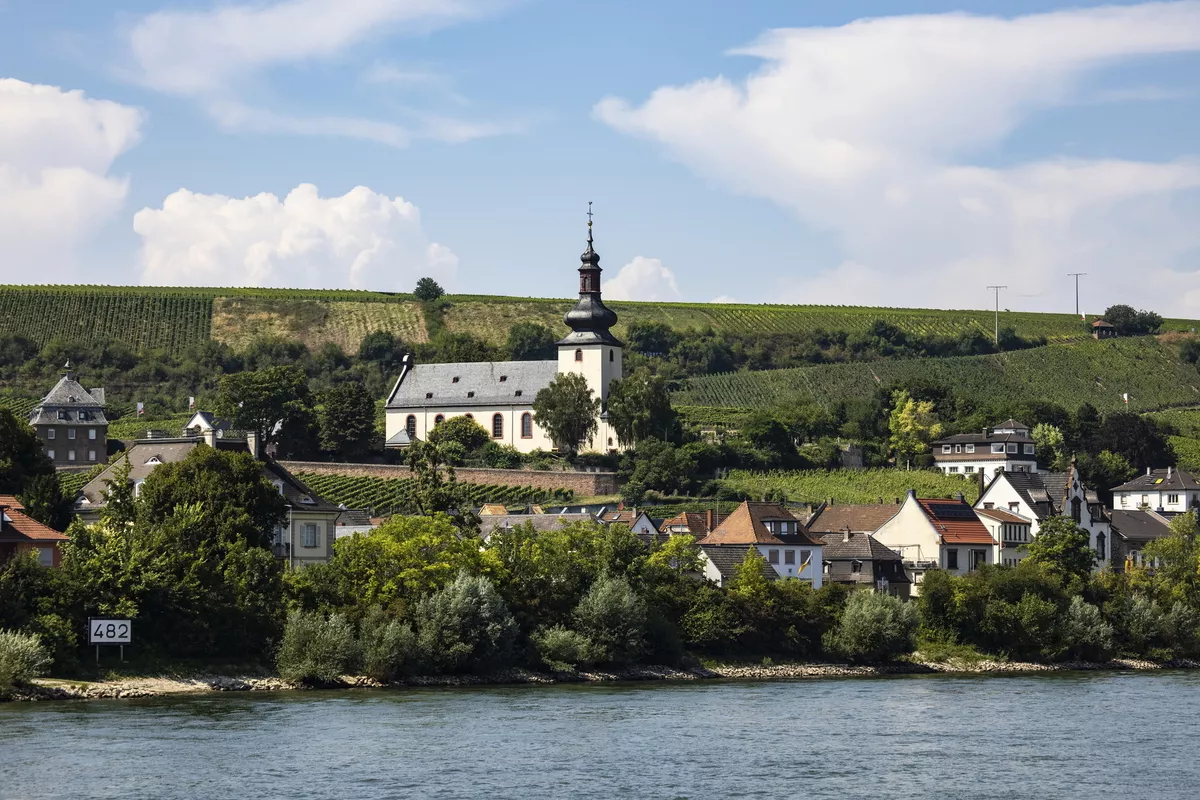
[
  {"x1": 609, "y1": 350, "x2": 614, "y2": 362},
  {"x1": 1096, "y1": 533, "x2": 1106, "y2": 561},
  {"x1": 1071, "y1": 497, "x2": 1082, "y2": 523},
  {"x1": 574, "y1": 349, "x2": 582, "y2": 362},
  {"x1": 435, "y1": 415, "x2": 445, "y2": 425},
  {"x1": 521, "y1": 413, "x2": 532, "y2": 439},
  {"x1": 406, "y1": 415, "x2": 417, "y2": 438},
  {"x1": 492, "y1": 414, "x2": 504, "y2": 439}
]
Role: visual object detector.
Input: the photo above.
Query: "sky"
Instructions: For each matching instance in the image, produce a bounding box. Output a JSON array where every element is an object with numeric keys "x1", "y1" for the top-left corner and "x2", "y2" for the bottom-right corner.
[{"x1": 1, "y1": 0, "x2": 1199, "y2": 315}]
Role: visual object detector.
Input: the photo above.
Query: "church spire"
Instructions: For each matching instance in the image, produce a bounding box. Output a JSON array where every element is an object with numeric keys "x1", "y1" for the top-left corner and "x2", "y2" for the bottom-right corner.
[{"x1": 558, "y1": 203, "x2": 621, "y2": 346}]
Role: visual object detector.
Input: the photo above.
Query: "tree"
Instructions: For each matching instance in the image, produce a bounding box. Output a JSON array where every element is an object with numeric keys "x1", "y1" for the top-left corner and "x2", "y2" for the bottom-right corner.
[
  {"x1": 825, "y1": 590, "x2": 917, "y2": 663},
  {"x1": 741, "y1": 411, "x2": 798, "y2": 467},
  {"x1": 413, "y1": 277, "x2": 445, "y2": 302},
  {"x1": 1077, "y1": 450, "x2": 1135, "y2": 504},
  {"x1": 18, "y1": 473, "x2": 71, "y2": 531},
  {"x1": 1022, "y1": 516, "x2": 1094, "y2": 583},
  {"x1": 404, "y1": 440, "x2": 476, "y2": 530},
  {"x1": 607, "y1": 369, "x2": 676, "y2": 448},
  {"x1": 619, "y1": 439, "x2": 699, "y2": 497},
  {"x1": 888, "y1": 389, "x2": 943, "y2": 468},
  {"x1": 215, "y1": 365, "x2": 317, "y2": 453},
  {"x1": 1031, "y1": 423, "x2": 1066, "y2": 470},
  {"x1": 1059, "y1": 596, "x2": 1115, "y2": 662},
  {"x1": 357, "y1": 330, "x2": 406, "y2": 369},
  {"x1": 647, "y1": 534, "x2": 703, "y2": 575},
  {"x1": 506, "y1": 322, "x2": 557, "y2": 361},
  {"x1": 414, "y1": 572, "x2": 518, "y2": 674},
  {"x1": 136, "y1": 445, "x2": 288, "y2": 549},
  {"x1": 1143, "y1": 511, "x2": 1200, "y2": 605},
  {"x1": 626, "y1": 320, "x2": 680, "y2": 356},
  {"x1": 1103, "y1": 304, "x2": 1163, "y2": 336},
  {"x1": 0, "y1": 408, "x2": 53, "y2": 496},
  {"x1": 318, "y1": 383, "x2": 377, "y2": 459},
  {"x1": 532, "y1": 372, "x2": 599, "y2": 456},
  {"x1": 428, "y1": 415, "x2": 489, "y2": 453},
  {"x1": 1091, "y1": 412, "x2": 1173, "y2": 472},
  {"x1": 573, "y1": 575, "x2": 646, "y2": 665}
]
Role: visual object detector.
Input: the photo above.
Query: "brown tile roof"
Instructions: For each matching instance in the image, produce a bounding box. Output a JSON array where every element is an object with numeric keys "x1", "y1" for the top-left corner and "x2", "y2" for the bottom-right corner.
[
  {"x1": 918, "y1": 499, "x2": 996, "y2": 545},
  {"x1": 806, "y1": 504, "x2": 899, "y2": 535},
  {"x1": 975, "y1": 508, "x2": 1030, "y2": 524},
  {"x1": 480, "y1": 504, "x2": 508, "y2": 516},
  {"x1": 0, "y1": 501, "x2": 69, "y2": 543},
  {"x1": 661, "y1": 511, "x2": 725, "y2": 536},
  {"x1": 698, "y1": 501, "x2": 824, "y2": 547}
]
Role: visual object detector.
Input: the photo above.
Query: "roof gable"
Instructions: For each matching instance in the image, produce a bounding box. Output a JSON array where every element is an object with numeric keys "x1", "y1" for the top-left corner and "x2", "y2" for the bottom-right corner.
[
  {"x1": 918, "y1": 498, "x2": 996, "y2": 545},
  {"x1": 699, "y1": 501, "x2": 823, "y2": 546},
  {"x1": 806, "y1": 504, "x2": 900, "y2": 535}
]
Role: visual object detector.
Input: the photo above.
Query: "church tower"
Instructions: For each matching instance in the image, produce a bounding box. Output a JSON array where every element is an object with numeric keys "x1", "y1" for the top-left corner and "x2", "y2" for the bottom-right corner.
[{"x1": 557, "y1": 206, "x2": 623, "y2": 448}]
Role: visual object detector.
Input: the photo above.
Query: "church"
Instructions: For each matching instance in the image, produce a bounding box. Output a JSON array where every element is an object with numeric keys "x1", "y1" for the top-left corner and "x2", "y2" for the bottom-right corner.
[{"x1": 384, "y1": 218, "x2": 624, "y2": 455}]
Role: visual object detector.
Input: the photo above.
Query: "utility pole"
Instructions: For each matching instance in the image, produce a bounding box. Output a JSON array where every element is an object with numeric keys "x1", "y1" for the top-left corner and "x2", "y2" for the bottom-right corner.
[
  {"x1": 1068, "y1": 272, "x2": 1087, "y2": 318},
  {"x1": 987, "y1": 285, "x2": 1007, "y2": 346}
]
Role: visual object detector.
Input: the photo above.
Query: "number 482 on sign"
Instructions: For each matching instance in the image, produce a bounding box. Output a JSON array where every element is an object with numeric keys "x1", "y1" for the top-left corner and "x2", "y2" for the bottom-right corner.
[{"x1": 88, "y1": 618, "x2": 132, "y2": 645}]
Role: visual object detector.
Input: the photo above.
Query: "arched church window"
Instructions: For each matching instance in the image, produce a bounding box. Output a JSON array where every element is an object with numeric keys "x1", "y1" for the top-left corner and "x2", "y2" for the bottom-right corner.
[
  {"x1": 574, "y1": 349, "x2": 583, "y2": 362},
  {"x1": 609, "y1": 350, "x2": 614, "y2": 362},
  {"x1": 492, "y1": 413, "x2": 504, "y2": 439},
  {"x1": 521, "y1": 413, "x2": 532, "y2": 439},
  {"x1": 1096, "y1": 532, "x2": 1106, "y2": 561},
  {"x1": 406, "y1": 415, "x2": 417, "y2": 437},
  {"x1": 434, "y1": 414, "x2": 445, "y2": 426}
]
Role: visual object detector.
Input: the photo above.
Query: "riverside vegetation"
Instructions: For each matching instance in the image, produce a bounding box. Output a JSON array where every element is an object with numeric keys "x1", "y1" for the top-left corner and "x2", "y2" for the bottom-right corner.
[{"x1": 4, "y1": 442, "x2": 1200, "y2": 697}]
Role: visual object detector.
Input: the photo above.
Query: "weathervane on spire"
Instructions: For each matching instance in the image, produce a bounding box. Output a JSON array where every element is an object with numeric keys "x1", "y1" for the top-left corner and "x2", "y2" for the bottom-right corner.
[{"x1": 587, "y1": 201, "x2": 593, "y2": 239}]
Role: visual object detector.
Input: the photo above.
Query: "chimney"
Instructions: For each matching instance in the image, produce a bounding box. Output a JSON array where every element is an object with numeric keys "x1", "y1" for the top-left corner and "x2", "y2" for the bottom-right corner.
[
  {"x1": 1168, "y1": 466, "x2": 1173, "y2": 479},
  {"x1": 246, "y1": 430, "x2": 260, "y2": 459},
  {"x1": 827, "y1": 497, "x2": 834, "y2": 507},
  {"x1": 978, "y1": 468, "x2": 986, "y2": 499},
  {"x1": 202, "y1": 428, "x2": 217, "y2": 448},
  {"x1": 1147, "y1": 466, "x2": 1152, "y2": 477},
  {"x1": 954, "y1": 492, "x2": 965, "y2": 502},
  {"x1": 842, "y1": 526, "x2": 851, "y2": 543},
  {"x1": 706, "y1": 509, "x2": 716, "y2": 532}
]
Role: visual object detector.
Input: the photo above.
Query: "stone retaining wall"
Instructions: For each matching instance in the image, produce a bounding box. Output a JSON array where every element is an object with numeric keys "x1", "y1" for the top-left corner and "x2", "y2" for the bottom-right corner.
[{"x1": 280, "y1": 461, "x2": 620, "y2": 496}]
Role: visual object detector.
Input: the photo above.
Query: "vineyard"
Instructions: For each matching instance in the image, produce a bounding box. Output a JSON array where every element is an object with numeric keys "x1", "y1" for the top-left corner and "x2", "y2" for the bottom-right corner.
[
  {"x1": 0, "y1": 289, "x2": 212, "y2": 353},
  {"x1": 1170, "y1": 437, "x2": 1200, "y2": 473},
  {"x1": 675, "y1": 337, "x2": 1200, "y2": 414},
  {"x1": 3, "y1": 284, "x2": 1198, "y2": 358},
  {"x1": 718, "y1": 468, "x2": 980, "y2": 505},
  {"x1": 0, "y1": 393, "x2": 38, "y2": 418},
  {"x1": 294, "y1": 471, "x2": 573, "y2": 516}
]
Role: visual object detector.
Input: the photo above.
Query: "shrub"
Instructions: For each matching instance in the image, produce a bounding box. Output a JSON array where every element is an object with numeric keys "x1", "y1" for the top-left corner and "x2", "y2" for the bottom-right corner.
[
  {"x1": 429, "y1": 416, "x2": 490, "y2": 453},
  {"x1": 825, "y1": 590, "x2": 916, "y2": 664},
  {"x1": 0, "y1": 629, "x2": 51, "y2": 693},
  {"x1": 532, "y1": 626, "x2": 594, "y2": 672},
  {"x1": 1059, "y1": 597, "x2": 1115, "y2": 662},
  {"x1": 1162, "y1": 602, "x2": 1200, "y2": 659},
  {"x1": 30, "y1": 613, "x2": 78, "y2": 674},
  {"x1": 358, "y1": 608, "x2": 418, "y2": 682},
  {"x1": 276, "y1": 611, "x2": 358, "y2": 683},
  {"x1": 413, "y1": 573, "x2": 518, "y2": 674},
  {"x1": 480, "y1": 442, "x2": 522, "y2": 469},
  {"x1": 573, "y1": 576, "x2": 647, "y2": 665},
  {"x1": 1113, "y1": 595, "x2": 1165, "y2": 657}
]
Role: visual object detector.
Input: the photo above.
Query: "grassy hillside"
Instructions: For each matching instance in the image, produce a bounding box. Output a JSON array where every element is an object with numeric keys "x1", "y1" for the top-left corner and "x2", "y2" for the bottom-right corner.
[
  {"x1": 719, "y1": 468, "x2": 980, "y2": 504},
  {"x1": 674, "y1": 337, "x2": 1200, "y2": 413},
  {"x1": 4, "y1": 284, "x2": 1199, "y2": 355}
]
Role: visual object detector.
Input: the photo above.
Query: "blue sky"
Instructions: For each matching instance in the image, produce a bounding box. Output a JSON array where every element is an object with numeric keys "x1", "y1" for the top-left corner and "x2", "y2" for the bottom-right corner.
[{"x1": 1, "y1": 0, "x2": 1198, "y2": 314}]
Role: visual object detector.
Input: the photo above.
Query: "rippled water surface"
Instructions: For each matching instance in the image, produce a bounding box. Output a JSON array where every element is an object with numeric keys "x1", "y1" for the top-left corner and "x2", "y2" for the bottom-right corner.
[{"x1": 3, "y1": 672, "x2": 1200, "y2": 799}]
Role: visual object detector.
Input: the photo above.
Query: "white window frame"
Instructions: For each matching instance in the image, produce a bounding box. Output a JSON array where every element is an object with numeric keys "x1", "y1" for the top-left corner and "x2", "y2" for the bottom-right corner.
[
  {"x1": 942, "y1": 445, "x2": 952, "y2": 454},
  {"x1": 47, "y1": 449, "x2": 55, "y2": 460},
  {"x1": 1168, "y1": 494, "x2": 1180, "y2": 505},
  {"x1": 89, "y1": 428, "x2": 97, "y2": 440},
  {"x1": 784, "y1": 550, "x2": 796, "y2": 565},
  {"x1": 88, "y1": 450, "x2": 96, "y2": 461},
  {"x1": 966, "y1": 444, "x2": 975, "y2": 454},
  {"x1": 992, "y1": 443, "x2": 1004, "y2": 454},
  {"x1": 954, "y1": 444, "x2": 962, "y2": 453},
  {"x1": 68, "y1": 450, "x2": 76, "y2": 462},
  {"x1": 68, "y1": 428, "x2": 76, "y2": 440},
  {"x1": 1024, "y1": 444, "x2": 1034, "y2": 454},
  {"x1": 47, "y1": 428, "x2": 55, "y2": 440},
  {"x1": 302, "y1": 523, "x2": 319, "y2": 548}
]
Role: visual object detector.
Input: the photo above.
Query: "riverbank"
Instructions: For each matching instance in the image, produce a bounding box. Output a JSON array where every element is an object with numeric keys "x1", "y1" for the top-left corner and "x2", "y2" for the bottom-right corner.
[{"x1": 9, "y1": 657, "x2": 1200, "y2": 702}]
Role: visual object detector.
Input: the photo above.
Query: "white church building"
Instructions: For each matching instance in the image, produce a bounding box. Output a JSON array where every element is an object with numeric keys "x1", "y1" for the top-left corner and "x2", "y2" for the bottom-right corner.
[{"x1": 384, "y1": 220, "x2": 624, "y2": 454}]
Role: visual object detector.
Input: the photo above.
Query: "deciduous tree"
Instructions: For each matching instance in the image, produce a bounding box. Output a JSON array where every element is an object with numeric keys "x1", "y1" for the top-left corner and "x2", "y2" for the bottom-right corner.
[
  {"x1": 1023, "y1": 516, "x2": 1094, "y2": 583},
  {"x1": 215, "y1": 365, "x2": 317, "y2": 454},
  {"x1": 533, "y1": 372, "x2": 599, "y2": 456},
  {"x1": 607, "y1": 369, "x2": 676, "y2": 447},
  {"x1": 318, "y1": 382, "x2": 377, "y2": 459},
  {"x1": 888, "y1": 390, "x2": 943, "y2": 469}
]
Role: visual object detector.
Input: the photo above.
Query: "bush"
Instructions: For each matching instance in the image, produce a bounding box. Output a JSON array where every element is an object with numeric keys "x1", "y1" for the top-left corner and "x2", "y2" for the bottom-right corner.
[
  {"x1": 413, "y1": 573, "x2": 518, "y2": 674},
  {"x1": 1112, "y1": 595, "x2": 1165, "y2": 657},
  {"x1": 532, "y1": 626, "x2": 594, "y2": 672},
  {"x1": 573, "y1": 576, "x2": 646, "y2": 666},
  {"x1": 480, "y1": 442, "x2": 522, "y2": 469},
  {"x1": 1059, "y1": 597, "x2": 1115, "y2": 662},
  {"x1": 824, "y1": 590, "x2": 916, "y2": 664},
  {"x1": 276, "y1": 611, "x2": 358, "y2": 683},
  {"x1": 30, "y1": 613, "x2": 78, "y2": 674},
  {"x1": 429, "y1": 416, "x2": 490, "y2": 453},
  {"x1": 0, "y1": 629, "x2": 51, "y2": 693},
  {"x1": 1162, "y1": 602, "x2": 1200, "y2": 659},
  {"x1": 359, "y1": 608, "x2": 418, "y2": 682}
]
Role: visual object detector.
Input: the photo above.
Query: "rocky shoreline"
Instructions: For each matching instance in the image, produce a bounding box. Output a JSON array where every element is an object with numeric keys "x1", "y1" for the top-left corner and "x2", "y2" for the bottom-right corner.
[{"x1": 8, "y1": 657, "x2": 1199, "y2": 702}]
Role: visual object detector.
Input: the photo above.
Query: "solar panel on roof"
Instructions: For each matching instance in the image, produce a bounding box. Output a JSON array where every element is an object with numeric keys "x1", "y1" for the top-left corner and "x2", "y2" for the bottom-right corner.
[{"x1": 925, "y1": 503, "x2": 976, "y2": 519}]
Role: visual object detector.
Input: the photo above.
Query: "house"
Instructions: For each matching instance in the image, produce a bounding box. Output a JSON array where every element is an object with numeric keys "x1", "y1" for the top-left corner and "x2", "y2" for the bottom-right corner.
[
  {"x1": 1110, "y1": 468, "x2": 1200, "y2": 513},
  {"x1": 479, "y1": 512, "x2": 598, "y2": 541},
  {"x1": 599, "y1": 509, "x2": 660, "y2": 542},
  {"x1": 975, "y1": 465, "x2": 1111, "y2": 569},
  {"x1": 0, "y1": 495, "x2": 69, "y2": 567},
  {"x1": 873, "y1": 491, "x2": 998, "y2": 589},
  {"x1": 385, "y1": 218, "x2": 625, "y2": 455},
  {"x1": 183, "y1": 411, "x2": 232, "y2": 437},
  {"x1": 73, "y1": 429, "x2": 341, "y2": 568},
  {"x1": 819, "y1": 529, "x2": 911, "y2": 597},
  {"x1": 333, "y1": 508, "x2": 382, "y2": 540},
  {"x1": 696, "y1": 501, "x2": 824, "y2": 587},
  {"x1": 930, "y1": 419, "x2": 1037, "y2": 476},
  {"x1": 1092, "y1": 319, "x2": 1117, "y2": 340},
  {"x1": 1109, "y1": 510, "x2": 1175, "y2": 571},
  {"x1": 28, "y1": 360, "x2": 107, "y2": 468},
  {"x1": 804, "y1": 501, "x2": 900, "y2": 537},
  {"x1": 661, "y1": 510, "x2": 726, "y2": 538},
  {"x1": 975, "y1": 508, "x2": 1034, "y2": 567}
]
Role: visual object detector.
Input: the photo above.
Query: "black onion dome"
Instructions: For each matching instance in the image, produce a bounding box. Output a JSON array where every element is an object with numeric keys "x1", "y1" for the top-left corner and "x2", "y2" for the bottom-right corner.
[{"x1": 558, "y1": 223, "x2": 623, "y2": 347}]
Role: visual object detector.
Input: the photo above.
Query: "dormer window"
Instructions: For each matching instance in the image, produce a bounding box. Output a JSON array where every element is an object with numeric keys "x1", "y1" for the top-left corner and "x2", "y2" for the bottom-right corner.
[
  {"x1": 425, "y1": 392, "x2": 433, "y2": 399},
  {"x1": 992, "y1": 444, "x2": 1005, "y2": 454},
  {"x1": 144, "y1": 456, "x2": 162, "y2": 465},
  {"x1": 298, "y1": 494, "x2": 316, "y2": 505},
  {"x1": 966, "y1": 444, "x2": 975, "y2": 453},
  {"x1": 499, "y1": 375, "x2": 507, "y2": 382},
  {"x1": 57, "y1": 410, "x2": 68, "y2": 420},
  {"x1": 514, "y1": 390, "x2": 523, "y2": 397},
  {"x1": 273, "y1": 480, "x2": 285, "y2": 495},
  {"x1": 452, "y1": 376, "x2": 459, "y2": 384},
  {"x1": 467, "y1": 391, "x2": 475, "y2": 398}
]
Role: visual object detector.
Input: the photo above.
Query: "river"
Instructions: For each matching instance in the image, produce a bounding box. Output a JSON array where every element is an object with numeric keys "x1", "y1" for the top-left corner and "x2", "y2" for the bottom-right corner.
[{"x1": 3, "y1": 672, "x2": 1200, "y2": 799}]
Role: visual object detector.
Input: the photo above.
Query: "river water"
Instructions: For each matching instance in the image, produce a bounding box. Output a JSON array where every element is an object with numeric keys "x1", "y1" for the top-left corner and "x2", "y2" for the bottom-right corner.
[{"x1": 3, "y1": 672, "x2": 1199, "y2": 799}]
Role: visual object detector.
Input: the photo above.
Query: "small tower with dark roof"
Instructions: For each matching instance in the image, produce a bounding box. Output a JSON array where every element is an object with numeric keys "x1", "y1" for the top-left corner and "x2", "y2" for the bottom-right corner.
[{"x1": 556, "y1": 205, "x2": 624, "y2": 451}]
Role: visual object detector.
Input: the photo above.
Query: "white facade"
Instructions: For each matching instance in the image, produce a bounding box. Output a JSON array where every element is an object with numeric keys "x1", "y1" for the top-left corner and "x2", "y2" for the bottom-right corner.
[
  {"x1": 1111, "y1": 468, "x2": 1200, "y2": 513},
  {"x1": 385, "y1": 404, "x2": 555, "y2": 453},
  {"x1": 699, "y1": 543, "x2": 823, "y2": 587},
  {"x1": 557, "y1": 341, "x2": 623, "y2": 452},
  {"x1": 872, "y1": 493, "x2": 997, "y2": 591}
]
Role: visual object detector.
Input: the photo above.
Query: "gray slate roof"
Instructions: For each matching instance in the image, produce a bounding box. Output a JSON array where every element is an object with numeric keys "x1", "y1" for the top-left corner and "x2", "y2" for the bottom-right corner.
[
  {"x1": 700, "y1": 544, "x2": 778, "y2": 582},
  {"x1": 30, "y1": 375, "x2": 108, "y2": 426},
  {"x1": 820, "y1": 531, "x2": 904, "y2": 562},
  {"x1": 387, "y1": 360, "x2": 557, "y2": 409},
  {"x1": 1000, "y1": 471, "x2": 1070, "y2": 520},
  {"x1": 1112, "y1": 469, "x2": 1200, "y2": 493},
  {"x1": 1110, "y1": 510, "x2": 1173, "y2": 543}
]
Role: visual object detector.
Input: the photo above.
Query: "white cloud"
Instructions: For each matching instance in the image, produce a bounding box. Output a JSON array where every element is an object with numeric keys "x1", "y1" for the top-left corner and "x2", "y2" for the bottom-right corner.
[
  {"x1": 710, "y1": 295, "x2": 738, "y2": 304},
  {"x1": 123, "y1": 0, "x2": 514, "y2": 146},
  {"x1": 604, "y1": 256, "x2": 681, "y2": 302},
  {"x1": 0, "y1": 79, "x2": 143, "y2": 280},
  {"x1": 133, "y1": 183, "x2": 458, "y2": 291},
  {"x1": 596, "y1": 2, "x2": 1200, "y2": 315}
]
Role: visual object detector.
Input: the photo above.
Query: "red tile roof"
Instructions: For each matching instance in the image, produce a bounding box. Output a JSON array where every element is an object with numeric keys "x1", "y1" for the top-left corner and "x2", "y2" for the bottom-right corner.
[
  {"x1": 698, "y1": 502, "x2": 824, "y2": 547},
  {"x1": 662, "y1": 511, "x2": 726, "y2": 536},
  {"x1": 0, "y1": 501, "x2": 69, "y2": 543},
  {"x1": 917, "y1": 499, "x2": 996, "y2": 545}
]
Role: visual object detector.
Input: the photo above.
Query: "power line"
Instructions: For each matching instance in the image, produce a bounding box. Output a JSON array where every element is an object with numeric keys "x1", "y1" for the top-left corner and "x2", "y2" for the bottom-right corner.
[
  {"x1": 987, "y1": 285, "x2": 1007, "y2": 346},
  {"x1": 1067, "y1": 273, "x2": 1087, "y2": 318}
]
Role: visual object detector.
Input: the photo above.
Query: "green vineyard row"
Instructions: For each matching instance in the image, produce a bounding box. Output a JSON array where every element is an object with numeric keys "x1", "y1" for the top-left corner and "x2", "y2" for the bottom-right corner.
[
  {"x1": 718, "y1": 468, "x2": 981, "y2": 505},
  {"x1": 294, "y1": 471, "x2": 573, "y2": 516}
]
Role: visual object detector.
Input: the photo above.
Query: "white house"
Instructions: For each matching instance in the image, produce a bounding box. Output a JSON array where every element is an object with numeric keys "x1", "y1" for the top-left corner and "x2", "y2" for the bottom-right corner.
[
  {"x1": 930, "y1": 418, "x2": 1038, "y2": 476},
  {"x1": 975, "y1": 465, "x2": 1111, "y2": 569},
  {"x1": 1110, "y1": 468, "x2": 1200, "y2": 513},
  {"x1": 385, "y1": 220, "x2": 624, "y2": 455},
  {"x1": 696, "y1": 501, "x2": 824, "y2": 587},
  {"x1": 974, "y1": 508, "x2": 1034, "y2": 567},
  {"x1": 872, "y1": 490, "x2": 998, "y2": 591}
]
